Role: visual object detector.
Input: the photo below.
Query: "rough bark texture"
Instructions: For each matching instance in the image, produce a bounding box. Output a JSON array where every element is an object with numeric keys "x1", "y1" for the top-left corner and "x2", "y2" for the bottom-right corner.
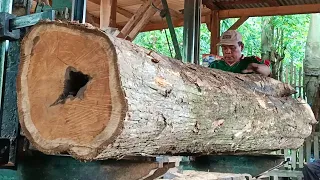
[{"x1": 18, "y1": 21, "x2": 316, "y2": 160}]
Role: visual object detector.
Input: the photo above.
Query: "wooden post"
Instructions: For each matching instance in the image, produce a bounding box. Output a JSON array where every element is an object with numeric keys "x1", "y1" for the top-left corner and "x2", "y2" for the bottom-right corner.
[
  {"x1": 205, "y1": 14, "x2": 211, "y2": 31},
  {"x1": 314, "y1": 135, "x2": 319, "y2": 160},
  {"x1": 292, "y1": 149, "x2": 297, "y2": 169},
  {"x1": 210, "y1": 11, "x2": 220, "y2": 55},
  {"x1": 306, "y1": 137, "x2": 312, "y2": 163},
  {"x1": 298, "y1": 145, "x2": 304, "y2": 168},
  {"x1": 284, "y1": 149, "x2": 289, "y2": 168},
  {"x1": 100, "y1": 0, "x2": 117, "y2": 29}
]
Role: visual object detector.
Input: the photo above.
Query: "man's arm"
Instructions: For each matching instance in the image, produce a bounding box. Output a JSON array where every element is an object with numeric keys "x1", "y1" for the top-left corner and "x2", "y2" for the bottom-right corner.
[{"x1": 242, "y1": 63, "x2": 271, "y2": 76}]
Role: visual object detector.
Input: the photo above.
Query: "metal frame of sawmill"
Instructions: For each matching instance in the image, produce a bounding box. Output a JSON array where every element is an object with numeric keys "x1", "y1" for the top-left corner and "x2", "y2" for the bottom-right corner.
[{"x1": 1, "y1": 0, "x2": 320, "y2": 179}]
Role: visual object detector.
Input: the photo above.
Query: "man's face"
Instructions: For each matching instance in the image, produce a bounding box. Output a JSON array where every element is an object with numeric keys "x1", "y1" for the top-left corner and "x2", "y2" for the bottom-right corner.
[{"x1": 221, "y1": 44, "x2": 242, "y2": 62}]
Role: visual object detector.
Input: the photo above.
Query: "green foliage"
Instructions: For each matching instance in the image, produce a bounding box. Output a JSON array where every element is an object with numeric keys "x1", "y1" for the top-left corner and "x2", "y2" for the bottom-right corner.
[
  {"x1": 133, "y1": 24, "x2": 211, "y2": 59},
  {"x1": 133, "y1": 14, "x2": 310, "y2": 68}
]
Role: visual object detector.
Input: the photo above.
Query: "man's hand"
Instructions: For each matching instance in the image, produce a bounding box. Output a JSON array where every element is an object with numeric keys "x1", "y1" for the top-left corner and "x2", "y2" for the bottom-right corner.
[{"x1": 242, "y1": 63, "x2": 271, "y2": 76}]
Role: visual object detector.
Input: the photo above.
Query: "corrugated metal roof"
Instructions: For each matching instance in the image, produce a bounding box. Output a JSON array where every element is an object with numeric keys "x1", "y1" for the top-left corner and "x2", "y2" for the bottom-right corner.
[{"x1": 211, "y1": 0, "x2": 320, "y2": 9}]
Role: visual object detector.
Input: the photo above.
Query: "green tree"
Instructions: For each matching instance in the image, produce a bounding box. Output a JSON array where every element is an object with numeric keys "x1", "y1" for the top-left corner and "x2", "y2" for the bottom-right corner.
[{"x1": 133, "y1": 14, "x2": 310, "y2": 71}]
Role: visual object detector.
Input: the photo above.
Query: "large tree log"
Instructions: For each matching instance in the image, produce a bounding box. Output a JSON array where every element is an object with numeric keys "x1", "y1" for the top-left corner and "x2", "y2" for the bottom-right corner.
[{"x1": 18, "y1": 21, "x2": 316, "y2": 160}]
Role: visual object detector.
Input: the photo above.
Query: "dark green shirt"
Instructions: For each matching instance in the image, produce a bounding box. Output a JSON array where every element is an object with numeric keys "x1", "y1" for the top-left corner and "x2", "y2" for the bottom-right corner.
[{"x1": 208, "y1": 56, "x2": 269, "y2": 74}]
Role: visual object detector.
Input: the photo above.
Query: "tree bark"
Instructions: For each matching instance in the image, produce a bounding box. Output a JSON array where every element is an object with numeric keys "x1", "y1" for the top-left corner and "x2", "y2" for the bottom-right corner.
[{"x1": 18, "y1": 21, "x2": 316, "y2": 160}]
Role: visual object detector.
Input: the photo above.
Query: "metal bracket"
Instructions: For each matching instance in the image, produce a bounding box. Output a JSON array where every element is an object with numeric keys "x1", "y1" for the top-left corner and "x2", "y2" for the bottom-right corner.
[
  {"x1": 0, "y1": 12, "x2": 20, "y2": 41},
  {"x1": 0, "y1": 8, "x2": 55, "y2": 168}
]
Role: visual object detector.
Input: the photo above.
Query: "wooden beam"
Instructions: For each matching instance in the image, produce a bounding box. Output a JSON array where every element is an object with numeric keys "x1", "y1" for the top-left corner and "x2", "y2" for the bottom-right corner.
[
  {"x1": 100, "y1": 0, "x2": 117, "y2": 29},
  {"x1": 137, "y1": 16, "x2": 207, "y2": 32},
  {"x1": 214, "y1": 0, "x2": 265, "y2": 6},
  {"x1": 89, "y1": 0, "x2": 102, "y2": 5},
  {"x1": 169, "y1": 9, "x2": 183, "y2": 19},
  {"x1": 126, "y1": 0, "x2": 162, "y2": 40},
  {"x1": 116, "y1": 7, "x2": 133, "y2": 18},
  {"x1": 228, "y1": 16, "x2": 249, "y2": 30},
  {"x1": 266, "y1": 0, "x2": 280, "y2": 6},
  {"x1": 86, "y1": 11, "x2": 100, "y2": 27},
  {"x1": 205, "y1": 14, "x2": 211, "y2": 31},
  {"x1": 117, "y1": 0, "x2": 154, "y2": 38},
  {"x1": 219, "y1": 4, "x2": 320, "y2": 18},
  {"x1": 210, "y1": 11, "x2": 220, "y2": 55},
  {"x1": 202, "y1": 0, "x2": 219, "y2": 10}
]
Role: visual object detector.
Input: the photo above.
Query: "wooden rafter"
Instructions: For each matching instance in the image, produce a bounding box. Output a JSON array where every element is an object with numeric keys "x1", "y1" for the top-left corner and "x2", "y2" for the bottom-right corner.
[
  {"x1": 100, "y1": 0, "x2": 117, "y2": 29},
  {"x1": 266, "y1": 0, "x2": 280, "y2": 6},
  {"x1": 126, "y1": 0, "x2": 162, "y2": 40},
  {"x1": 169, "y1": 9, "x2": 183, "y2": 19},
  {"x1": 228, "y1": 16, "x2": 249, "y2": 30},
  {"x1": 219, "y1": 4, "x2": 320, "y2": 18},
  {"x1": 138, "y1": 16, "x2": 207, "y2": 32},
  {"x1": 202, "y1": 0, "x2": 220, "y2": 10},
  {"x1": 213, "y1": 0, "x2": 271, "y2": 6},
  {"x1": 116, "y1": 7, "x2": 133, "y2": 18},
  {"x1": 117, "y1": 0, "x2": 156, "y2": 38},
  {"x1": 86, "y1": 11, "x2": 100, "y2": 27}
]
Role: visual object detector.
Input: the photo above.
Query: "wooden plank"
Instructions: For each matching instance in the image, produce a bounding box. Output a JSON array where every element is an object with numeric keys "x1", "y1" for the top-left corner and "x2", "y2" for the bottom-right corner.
[
  {"x1": 284, "y1": 149, "x2": 289, "y2": 168},
  {"x1": 214, "y1": 0, "x2": 263, "y2": 6},
  {"x1": 210, "y1": 11, "x2": 220, "y2": 55},
  {"x1": 298, "y1": 145, "x2": 304, "y2": 168},
  {"x1": 116, "y1": 7, "x2": 133, "y2": 19},
  {"x1": 315, "y1": 135, "x2": 319, "y2": 160},
  {"x1": 202, "y1": 0, "x2": 219, "y2": 10},
  {"x1": 266, "y1": 0, "x2": 280, "y2": 6},
  {"x1": 306, "y1": 137, "x2": 312, "y2": 163},
  {"x1": 86, "y1": 11, "x2": 100, "y2": 27},
  {"x1": 117, "y1": 0, "x2": 153, "y2": 38},
  {"x1": 169, "y1": 9, "x2": 183, "y2": 19},
  {"x1": 228, "y1": 16, "x2": 249, "y2": 30},
  {"x1": 291, "y1": 150, "x2": 297, "y2": 170},
  {"x1": 266, "y1": 170, "x2": 303, "y2": 178},
  {"x1": 126, "y1": 0, "x2": 161, "y2": 40},
  {"x1": 100, "y1": 0, "x2": 117, "y2": 29},
  {"x1": 140, "y1": 16, "x2": 207, "y2": 32},
  {"x1": 218, "y1": 4, "x2": 320, "y2": 19}
]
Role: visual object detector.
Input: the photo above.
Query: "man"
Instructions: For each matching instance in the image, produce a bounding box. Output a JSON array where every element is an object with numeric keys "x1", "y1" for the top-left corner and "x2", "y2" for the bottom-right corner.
[
  {"x1": 303, "y1": 159, "x2": 320, "y2": 180},
  {"x1": 209, "y1": 30, "x2": 271, "y2": 76}
]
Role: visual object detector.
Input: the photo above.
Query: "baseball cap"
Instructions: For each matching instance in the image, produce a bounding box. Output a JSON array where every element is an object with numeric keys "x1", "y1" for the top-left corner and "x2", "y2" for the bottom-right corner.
[{"x1": 217, "y1": 30, "x2": 242, "y2": 46}]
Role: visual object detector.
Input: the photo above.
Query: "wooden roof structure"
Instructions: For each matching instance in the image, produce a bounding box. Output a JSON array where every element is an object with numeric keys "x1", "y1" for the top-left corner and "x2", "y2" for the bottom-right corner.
[
  {"x1": 33, "y1": 0, "x2": 320, "y2": 56},
  {"x1": 84, "y1": 0, "x2": 320, "y2": 53},
  {"x1": 86, "y1": 0, "x2": 320, "y2": 32}
]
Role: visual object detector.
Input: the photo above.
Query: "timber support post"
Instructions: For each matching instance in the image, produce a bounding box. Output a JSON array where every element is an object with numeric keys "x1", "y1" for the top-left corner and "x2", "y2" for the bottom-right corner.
[{"x1": 210, "y1": 10, "x2": 220, "y2": 55}]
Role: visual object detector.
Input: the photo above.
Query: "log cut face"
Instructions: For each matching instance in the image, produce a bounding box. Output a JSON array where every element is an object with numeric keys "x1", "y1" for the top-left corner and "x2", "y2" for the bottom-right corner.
[
  {"x1": 18, "y1": 22, "x2": 126, "y2": 158},
  {"x1": 18, "y1": 21, "x2": 316, "y2": 160}
]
